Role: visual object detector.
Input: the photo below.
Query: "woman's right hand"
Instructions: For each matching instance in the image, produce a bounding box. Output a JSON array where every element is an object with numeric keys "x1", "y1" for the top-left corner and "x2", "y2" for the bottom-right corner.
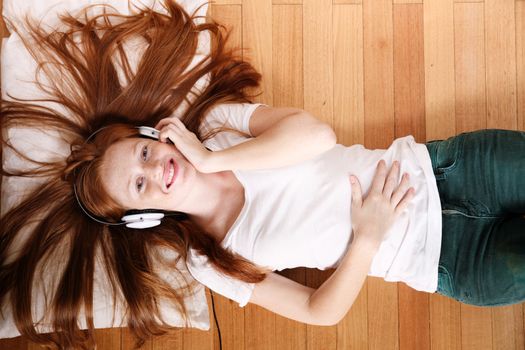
[{"x1": 349, "y1": 160, "x2": 415, "y2": 249}]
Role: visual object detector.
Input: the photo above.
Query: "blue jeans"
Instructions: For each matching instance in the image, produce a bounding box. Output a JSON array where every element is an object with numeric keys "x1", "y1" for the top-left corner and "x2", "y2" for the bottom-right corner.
[{"x1": 425, "y1": 129, "x2": 525, "y2": 306}]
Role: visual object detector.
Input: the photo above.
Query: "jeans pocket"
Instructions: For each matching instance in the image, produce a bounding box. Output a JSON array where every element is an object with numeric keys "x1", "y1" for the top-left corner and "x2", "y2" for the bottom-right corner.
[
  {"x1": 436, "y1": 264, "x2": 455, "y2": 298},
  {"x1": 433, "y1": 135, "x2": 465, "y2": 178}
]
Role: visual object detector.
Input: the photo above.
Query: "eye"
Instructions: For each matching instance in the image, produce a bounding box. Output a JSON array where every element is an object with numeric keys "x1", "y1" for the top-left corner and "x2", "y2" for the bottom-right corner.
[
  {"x1": 137, "y1": 144, "x2": 148, "y2": 193},
  {"x1": 141, "y1": 145, "x2": 148, "y2": 161},
  {"x1": 136, "y1": 176, "x2": 144, "y2": 193}
]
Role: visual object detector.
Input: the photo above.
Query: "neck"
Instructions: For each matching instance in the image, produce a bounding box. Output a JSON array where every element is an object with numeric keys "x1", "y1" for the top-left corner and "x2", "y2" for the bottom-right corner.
[{"x1": 185, "y1": 171, "x2": 237, "y2": 237}]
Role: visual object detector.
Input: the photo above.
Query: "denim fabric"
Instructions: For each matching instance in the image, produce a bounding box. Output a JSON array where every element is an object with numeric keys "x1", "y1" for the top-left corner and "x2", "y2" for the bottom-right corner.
[{"x1": 425, "y1": 129, "x2": 525, "y2": 306}]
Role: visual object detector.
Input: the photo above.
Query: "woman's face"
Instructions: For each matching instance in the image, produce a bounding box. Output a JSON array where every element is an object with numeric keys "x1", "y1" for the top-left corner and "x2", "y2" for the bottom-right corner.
[{"x1": 100, "y1": 137, "x2": 197, "y2": 211}]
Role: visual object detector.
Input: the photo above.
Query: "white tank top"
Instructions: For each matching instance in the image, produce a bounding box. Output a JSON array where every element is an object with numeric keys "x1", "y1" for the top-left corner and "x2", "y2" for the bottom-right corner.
[{"x1": 187, "y1": 103, "x2": 442, "y2": 307}]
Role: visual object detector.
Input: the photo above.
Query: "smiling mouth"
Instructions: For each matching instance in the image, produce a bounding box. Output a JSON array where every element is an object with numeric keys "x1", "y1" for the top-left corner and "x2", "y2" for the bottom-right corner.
[{"x1": 165, "y1": 159, "x2": 177, "y2": 188}]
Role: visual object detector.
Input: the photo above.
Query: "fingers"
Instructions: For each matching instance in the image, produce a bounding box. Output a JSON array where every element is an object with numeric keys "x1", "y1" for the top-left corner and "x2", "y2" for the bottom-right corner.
[
  {"x1": 350, "y1": 175, "x2": 362, "y2": 208},
  {"x1": 386, "y1": 164, "x2": 415, "y2": 214},
  {"x1": 157, "y1": 118, "x2": 187, "y2": 143},
  {"x1": 356, "y1": 159, "x2": 415, "y2": 213},
  {"x1": 155, "y1": 118, "x2": 169, "y2": 130},
  {"x1": 390, "y1": 172, "x2": 411, "y2": 204},
  {"x1": 394, "y1": 186, "x2": 415, "y2": 215},
  {"x1": 370, "y1": 160, "x2": 402, "y2": 197},
  {"x1": 370, "y1": 160, "x2": 389, "y2": 195},
  {"x1": 158, "y1": 124, "x2": 181, "y2": 144},
  {"x1": 382, "y1": 160, "x2": 400, "y2": 197},
  {"x1": 155, "y1": 116, "x2": 185, "y2": 131}
]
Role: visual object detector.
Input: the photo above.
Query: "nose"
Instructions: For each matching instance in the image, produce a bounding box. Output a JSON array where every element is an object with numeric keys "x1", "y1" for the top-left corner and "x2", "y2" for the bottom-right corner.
[{"x1": 144, "y1": 158, "x2": 164, "y2": 187}]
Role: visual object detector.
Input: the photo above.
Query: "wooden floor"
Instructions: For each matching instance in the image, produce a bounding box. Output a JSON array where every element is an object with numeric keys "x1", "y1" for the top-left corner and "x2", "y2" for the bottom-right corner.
[{"x1": 2, "y1": 0, "x2": 525, "y2": 349}]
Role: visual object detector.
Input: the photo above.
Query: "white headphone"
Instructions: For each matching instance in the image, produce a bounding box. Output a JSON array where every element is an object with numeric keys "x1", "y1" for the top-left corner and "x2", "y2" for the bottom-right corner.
[{"x1": 73, "y1": 126, "x2": 186, "y2": 229}]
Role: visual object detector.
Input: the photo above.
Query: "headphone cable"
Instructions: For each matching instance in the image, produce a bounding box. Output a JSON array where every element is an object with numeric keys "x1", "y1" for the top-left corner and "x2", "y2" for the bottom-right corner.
[{"x1": 210, "y1": 290, "x2": 222, "y2": 350}]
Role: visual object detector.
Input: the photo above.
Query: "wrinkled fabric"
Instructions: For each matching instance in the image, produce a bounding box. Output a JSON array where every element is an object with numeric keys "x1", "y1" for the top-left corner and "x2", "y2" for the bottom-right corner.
[{"x1": 426, "y1": 129, "x2": 525, "y2": 306}]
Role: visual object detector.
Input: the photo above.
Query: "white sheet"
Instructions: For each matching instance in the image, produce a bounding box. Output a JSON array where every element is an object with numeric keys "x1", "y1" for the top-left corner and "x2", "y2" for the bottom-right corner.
[{"x1": 0, "y1": 0, "x2": 211, "y2": 339}]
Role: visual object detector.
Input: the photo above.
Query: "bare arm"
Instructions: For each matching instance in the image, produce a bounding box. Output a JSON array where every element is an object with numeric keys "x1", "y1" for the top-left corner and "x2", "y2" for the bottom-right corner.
[
  {"x1": 250, "y1": 160, "x2": 414, "y2": 325},
  {"x1": 154, "y1": 105, "x2": 336, "y2": 172},
  {"x1": 207, "y1": 106, "x2": 337, "y2": 172},
  {"x1": 249, "y1": 239, "x2": 378, "y2": 326}
]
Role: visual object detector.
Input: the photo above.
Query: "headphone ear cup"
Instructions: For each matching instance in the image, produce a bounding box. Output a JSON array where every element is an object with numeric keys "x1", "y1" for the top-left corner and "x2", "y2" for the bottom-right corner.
[
  {"x1": 121, "y1": 211, "x2": 165, "y2": 229},
  {"x1": 126, "y1": 218, "x2": 162, "y2": 229},
  {"x1": 121, "y1": 209, "x2": 187, "y2": 229},
  {"x1": 136, "y1": 126, "x2": 160, "y2": 140}
]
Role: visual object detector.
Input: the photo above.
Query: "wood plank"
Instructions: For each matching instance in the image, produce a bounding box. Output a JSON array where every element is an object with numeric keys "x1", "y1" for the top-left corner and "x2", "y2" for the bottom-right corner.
[
  {"x1": 209, "y1": 5, "x2": 243, "y2": 52},
  {"x1": 242, "y1": 0, "x2": 273, "y2": 104},
  {"x1": 398, "y1": 284, "x2": 430, "y2": 350},
  {"x1": 93, "y1": 328, "x2": 121, "y2": 350},
  {"x1": 485, "y1": 0, "x2": 517, "y2": 129},
  {"x1": 429, "y1": 296, "x2": 462, "y2": 350},
  {"x1": 272, "y1": 4, "x2": 303, "y2": 109},
  {"x1": 363, "y1": 0, "x2": 395, "y2": 149},
  {"x1": 336, "y1": 287, "x2": 368, "y2": 350},
  {"x1": 454, "y1": 2, "x2": 487, "y2": 132},
  {"x1": 511, "y1": 305, "x2": 525, "y2": 350},
  {"x1": 183, "y1": 328, "x2": 213, "y2": 350},
  {"x1": 273, "y1": 0, "x2": 302, "y2": 4},
  {"x1": 303, "y1": 0, "x2": 333, "y2": 125},
  {"x1": 122, "y1": 327, "x2": 153, "y2": 350},
  {"x1": 423, "y1": 0, "x2": 456, "y2": 140},
  {"x1": 492, "y1": 306, "x2": 524, "y2": 350},
  {"x1": 514, "y1": 306, "x2": 525, "y2": 350},
  {"x1": 152, "y1": 328, "x2": 183, "y2": 350},
  {"x1": 517, "y1": 1, "x2": 525, "y2": 131},
  {"x1": 209, "y1": 292, "x2": 245, "y2": 350},
  {"x1": 393, "y1": 3, "x2": 426, "y2": 142},
  {"x1": 210, "y1": 0, "x2": 242, "y2": 5},
  {"x1": 244, "y1": 303, "x2": 276, "y2": 350},
  {"x1": 333, "y1": 4, "x2": 365, "y2": 147},
  {"x1": 393, "y1": 0, "x2": 422, "y2": 4},
  {"x1": 334, "y1": 0, "x2": 362, "y2": 4},
  {"x1": 460, "y1": 306, "x2": 492, "y2": 350},
  {"x1": 363, "y1": 3, "x2": 397, "y2": 349},
  {"x1": 367, "y1": 278, "x2": 398, "y2": 350}
]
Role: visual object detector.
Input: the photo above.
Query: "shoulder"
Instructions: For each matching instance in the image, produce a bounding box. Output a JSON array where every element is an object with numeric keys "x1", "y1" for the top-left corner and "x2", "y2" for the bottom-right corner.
[
  {"x1": 186, "y1": 249, "x2": 255, "y2": 307},
  {"x1": 202, "y1": 103, "x2": 306, "y2": 137},
  {"x1": 200, "y1": 103, "x2": 267, "y2": 135}
]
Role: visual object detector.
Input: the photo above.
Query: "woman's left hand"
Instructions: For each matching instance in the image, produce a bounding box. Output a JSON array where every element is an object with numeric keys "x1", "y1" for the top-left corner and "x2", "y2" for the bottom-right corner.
[{"x1": 154, "y1": 117, "x2": 215, "y2": 173}]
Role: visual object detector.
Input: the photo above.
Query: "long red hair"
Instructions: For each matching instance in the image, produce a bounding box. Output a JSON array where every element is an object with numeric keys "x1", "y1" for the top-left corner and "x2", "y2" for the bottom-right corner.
[{"x1": 0, "y1": 2, "x2": 268, "y2": 349}]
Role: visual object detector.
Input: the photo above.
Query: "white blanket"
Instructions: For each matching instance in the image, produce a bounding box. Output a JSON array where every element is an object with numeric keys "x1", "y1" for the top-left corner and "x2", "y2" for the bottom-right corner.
[{"x1": 0, "y1": 0, "x2": 211, "y2": 339}]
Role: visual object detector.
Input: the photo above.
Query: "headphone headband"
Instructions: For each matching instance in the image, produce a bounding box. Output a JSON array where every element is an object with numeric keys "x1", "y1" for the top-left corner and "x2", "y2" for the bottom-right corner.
[{"x1": 73, "y1": 125, "x2": 184, "y2": 229}]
